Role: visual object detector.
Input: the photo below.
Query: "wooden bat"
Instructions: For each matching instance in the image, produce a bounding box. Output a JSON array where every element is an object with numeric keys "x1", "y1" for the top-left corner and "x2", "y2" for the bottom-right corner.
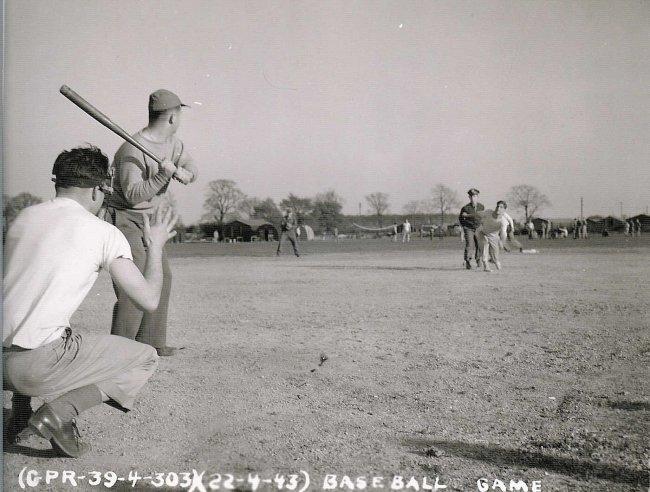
[{"x1": 60, "y1": 85, "x2": 164, "y2": 164}]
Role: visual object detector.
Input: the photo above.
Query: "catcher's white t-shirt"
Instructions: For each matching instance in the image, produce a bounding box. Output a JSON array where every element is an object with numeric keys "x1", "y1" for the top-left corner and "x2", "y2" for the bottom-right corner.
[{"x1": 3, "y1": 197, "x2": 133, "y2": 349}]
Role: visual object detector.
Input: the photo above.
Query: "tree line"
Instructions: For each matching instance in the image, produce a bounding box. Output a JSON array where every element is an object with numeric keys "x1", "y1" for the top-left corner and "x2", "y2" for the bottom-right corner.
[
  {"x1": 202, "y1": 179, "x2": 344, "y2": 233},
  {"x1": 3, "y1": 183, "x2": 551, "y2": 236},
  {"x1": 364, "y1": 184, "x2": 551, "y2": 228}
]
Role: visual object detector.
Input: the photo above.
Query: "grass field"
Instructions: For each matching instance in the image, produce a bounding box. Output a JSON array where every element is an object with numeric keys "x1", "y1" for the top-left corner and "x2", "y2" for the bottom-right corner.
[{"x1": 4, "y1": 235, "x2": 649, "y2": 491}]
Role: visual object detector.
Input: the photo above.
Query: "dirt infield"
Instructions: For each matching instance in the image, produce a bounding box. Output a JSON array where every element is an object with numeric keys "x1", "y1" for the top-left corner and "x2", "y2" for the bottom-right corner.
[{"x1": 4, "y1": 236, "x2": 649, "y2": 491}]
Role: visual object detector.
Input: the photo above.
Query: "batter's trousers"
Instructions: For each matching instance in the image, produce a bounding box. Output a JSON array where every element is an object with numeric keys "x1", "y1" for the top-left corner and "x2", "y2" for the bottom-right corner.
[{"x1": 106, "y1": 208, "x2": 172, "y2": 349}]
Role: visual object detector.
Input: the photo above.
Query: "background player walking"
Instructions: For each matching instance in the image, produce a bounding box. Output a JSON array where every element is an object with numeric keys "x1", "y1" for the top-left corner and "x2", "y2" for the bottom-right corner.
[
  {"x1": 459, "y1": 188, "x2": 484, "y2": 269},
  {"x1": 276, "y1": 209, "x2": 300, "y2": 257}
]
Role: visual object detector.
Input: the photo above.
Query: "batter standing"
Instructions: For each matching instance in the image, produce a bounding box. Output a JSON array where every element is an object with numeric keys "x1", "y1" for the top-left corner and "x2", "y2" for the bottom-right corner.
[{"x1": 106, "y1": 89, "x2": 198, "y2": 356}]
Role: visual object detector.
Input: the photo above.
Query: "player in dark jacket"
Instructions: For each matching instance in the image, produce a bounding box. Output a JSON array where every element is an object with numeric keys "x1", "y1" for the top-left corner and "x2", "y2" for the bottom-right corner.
[
  {"x1": 276, "y1": 210, "x2": 300, "y2": 257},
  {"x1": 459, "y1": 188, "x2": 485, "y2": 269}
]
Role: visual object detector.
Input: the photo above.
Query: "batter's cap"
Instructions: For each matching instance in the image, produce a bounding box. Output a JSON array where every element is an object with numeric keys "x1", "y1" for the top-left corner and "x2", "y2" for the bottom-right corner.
[{"x1": 148, "y1": 89, "x2": 190, "y2": 111}]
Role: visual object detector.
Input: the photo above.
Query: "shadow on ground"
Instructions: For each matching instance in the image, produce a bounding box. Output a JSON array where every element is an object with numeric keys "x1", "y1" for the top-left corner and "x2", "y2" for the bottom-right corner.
[
  {"x1": 605, "y1": 400, "x2": 650, "y2": 411},
  {"x1": 403, "y1": 438, "x2": 649, "y2": 488},
  {"x1": 289, "y1": 265, "x2": 462, "y2": 272}
]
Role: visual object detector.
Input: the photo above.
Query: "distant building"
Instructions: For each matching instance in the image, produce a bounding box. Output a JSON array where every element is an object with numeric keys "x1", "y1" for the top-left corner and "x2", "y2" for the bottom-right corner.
[{"x1": 222, "y1": 219, "x2": 278, "y2": 242}]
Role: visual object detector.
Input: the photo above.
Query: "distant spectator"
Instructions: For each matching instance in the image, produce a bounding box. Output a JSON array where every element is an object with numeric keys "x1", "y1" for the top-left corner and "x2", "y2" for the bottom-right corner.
[
  {"x1": 636, "y1": 219, "x2": 642, "y2": 235},
  {"x1": 526, "y1": 219, "x2": 535, "y2": 239},
  {"x1": 624, "y1": 220, "x2": 630, "y2": 236},
  {"x1": 402, "y1": 219, "x2": 411, "y2": 243}
]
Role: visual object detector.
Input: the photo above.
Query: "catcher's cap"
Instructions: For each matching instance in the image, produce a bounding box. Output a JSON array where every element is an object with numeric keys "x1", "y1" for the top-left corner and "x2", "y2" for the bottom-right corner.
[
  {"x1": 148, "y1": 89, "x2": 190, "y2": 111},
  {"x1": 468, "y1": 188, "x2": 480, "y2": 196}
]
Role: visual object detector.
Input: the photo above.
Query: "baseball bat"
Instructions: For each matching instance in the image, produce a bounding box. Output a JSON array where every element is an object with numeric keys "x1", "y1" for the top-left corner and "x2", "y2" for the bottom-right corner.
[{"x1": 59, "y1": 85, "x2": 163, "y2": 164}]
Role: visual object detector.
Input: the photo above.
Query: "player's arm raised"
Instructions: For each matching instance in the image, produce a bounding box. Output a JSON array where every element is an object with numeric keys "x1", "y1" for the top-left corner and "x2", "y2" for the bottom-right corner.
[
  {"x1": 120, "y1": 156, "x2": 176, "y2": 206},
  {"x1": 109, "y1": 207, "x2": 177, "y2": 312}
]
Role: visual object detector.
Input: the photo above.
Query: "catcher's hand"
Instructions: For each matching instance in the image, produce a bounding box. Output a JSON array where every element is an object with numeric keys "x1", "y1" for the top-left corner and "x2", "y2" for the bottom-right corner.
[{"x1": 143, "y1": 206, "x2": 178, "y2": 249}]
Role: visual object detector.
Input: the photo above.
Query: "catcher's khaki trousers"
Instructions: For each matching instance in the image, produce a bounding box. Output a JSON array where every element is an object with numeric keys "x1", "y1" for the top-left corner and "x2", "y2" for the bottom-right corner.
[{"x1": 4, "y1": 328, "x2": 158, "y2": 411}]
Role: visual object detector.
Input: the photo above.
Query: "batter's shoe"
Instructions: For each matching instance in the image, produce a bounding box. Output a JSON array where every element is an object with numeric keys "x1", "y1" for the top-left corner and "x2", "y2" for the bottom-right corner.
[
  {"x1": 28, "y1": 404, "x2": 90, "y2": 458},
  {"x1": 156, "y1": 346, "x2": 178, "y2": 357},
  {"x1": 464, "y1": 260, "x2": 472, "y2": 270},
  {"x1": 495, "y1": 261, "x2": 502, "y2": 270}
]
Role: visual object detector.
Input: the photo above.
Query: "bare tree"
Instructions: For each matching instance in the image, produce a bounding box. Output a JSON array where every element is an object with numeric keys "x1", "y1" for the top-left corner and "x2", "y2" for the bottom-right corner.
[
  {"x1": 431, "y1": 184, "x2": 461, "y2": 228},
  {"x1": 402, "y1": 200, "x2": 421, "y2": 215},
  {"x1": 3, "y1": 192, "x2": 43, "y2": 225},
  {"x1": 365, "y1": 192, "x2": 390, "y2": 227},
  {"x1": 249, "y1": 197, "x2": 282, "y2": 223},
  {"x1": 507, "y1": 184, "x2": 551, "y2": 222},
  {"x1": 279, "y1": 193, "x2": 313, "y2": 224},
  {"x1": 313, "y1": 190, "x2": 344, "y2": 233},
  {"x1": 3, "y1": 192, "x2": 43, "y2": 239},
  {"x1": 203, "y1": 179, "x2": 248, "y2": 225}
]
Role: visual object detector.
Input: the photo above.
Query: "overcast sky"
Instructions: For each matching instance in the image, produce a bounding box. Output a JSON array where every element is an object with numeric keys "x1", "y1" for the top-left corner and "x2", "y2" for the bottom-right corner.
[{"x1": 4, "y1": 0, "x2": 649, "y2": 222}]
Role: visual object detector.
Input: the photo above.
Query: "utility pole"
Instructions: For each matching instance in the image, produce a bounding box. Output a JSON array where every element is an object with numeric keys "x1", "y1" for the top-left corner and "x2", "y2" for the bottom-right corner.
[
  {"x1": 620, "y1": 201, "x2": 623, "y2": 218},
  {"x1": 358, "y1": 202, "x2": 361, "y2": 216},
  {"x1": 580, "y1": 197, "x2": 584, "y2": 220}
]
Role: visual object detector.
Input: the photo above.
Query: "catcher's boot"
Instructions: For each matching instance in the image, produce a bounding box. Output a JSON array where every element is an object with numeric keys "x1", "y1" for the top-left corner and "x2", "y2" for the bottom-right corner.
[
  {"x1": 28, "y1": 404, "x2": 90, "y2": 458},
  {"x1": 4, "y1": 394, "x2": 34, "y2": 445}
]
